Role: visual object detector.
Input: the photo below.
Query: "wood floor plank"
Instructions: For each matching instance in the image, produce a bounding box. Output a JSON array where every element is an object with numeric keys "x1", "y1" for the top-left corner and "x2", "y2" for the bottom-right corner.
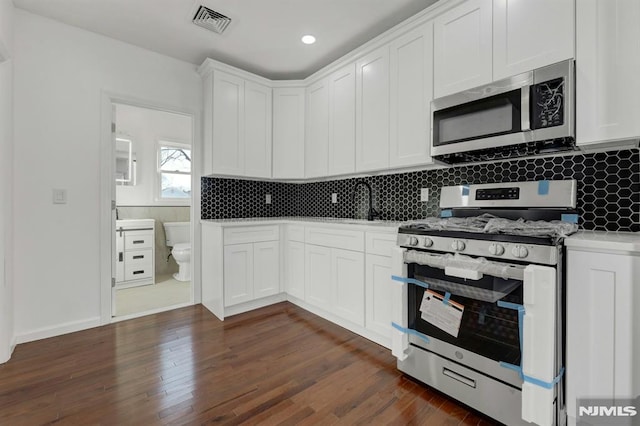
[{"x1": 0, "y1": 303, "x2": 499, "y2": 425}]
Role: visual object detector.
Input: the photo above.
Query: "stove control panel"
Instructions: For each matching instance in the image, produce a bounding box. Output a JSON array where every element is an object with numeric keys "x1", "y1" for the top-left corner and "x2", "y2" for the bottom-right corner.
[
  {"x1": 396, "y1": 234, "x2": 558, "y2": 265},
  {"x1": 475, "y1": 187, "x2": 520, "y2": 200}
]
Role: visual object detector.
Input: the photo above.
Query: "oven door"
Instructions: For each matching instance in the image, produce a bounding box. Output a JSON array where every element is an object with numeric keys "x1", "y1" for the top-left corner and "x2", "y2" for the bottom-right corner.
[{"x1": 391, "y1": 248, "x2": 562, "y2": 426}]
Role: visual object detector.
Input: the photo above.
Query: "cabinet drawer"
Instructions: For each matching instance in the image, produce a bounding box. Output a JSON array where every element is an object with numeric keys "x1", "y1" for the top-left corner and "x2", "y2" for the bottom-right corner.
[
  {"x1": 366, "y1": 232, "x2": 397, "y2": 256},
  {"x1": 286, "y1": 225, "x2": 305, "y2": 242},
  {"x1": 305, "y1": 227, "x2": 364, "y2": 252},
  {"x1": 125, "y1": 249, "x2": 153, "y2": 266},
  {"x1": 124, "y1": 262, "x2": 153, "y2": 280},
  {"x1": 224, "y1": 225, "x2": 279, "y2": 245},
  {"x1": 124, "y1": 230, "x2": 153, "y2": 250}
]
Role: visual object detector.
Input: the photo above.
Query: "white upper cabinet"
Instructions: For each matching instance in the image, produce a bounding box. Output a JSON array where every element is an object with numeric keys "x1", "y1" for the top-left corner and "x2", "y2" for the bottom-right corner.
[
  {"x1": 273, "y1": 88, "x2": 305, "y2": 179},
  {"x1": 244, "y1": 81, "x2": 272, "y2": 178},
  {"x1": 206, "y1": 68, "x2": 272, "y2": 178},
  {"x1": 493, "y1": 0, "x2": 574, "y2": 80},
  {"x1": 389, "y1": 22, "x2": 434, "y2": 168},
  {"x1": 433, "y1": 0, "x2": 493, "y2": 98},
  {"x1": 576, "y1": 0, "x2": 640, "y2": 147},
  {"x1": 211, "y1": 70, "x2": 245, "y2": 175},
  {"x1": 328, "y1": 64, "x2": 356, "y2": 175},
  {"x1": 305, "y1": 79, "x2": 330, "y2": 178},
  {"x1": 355, "y1": 45, "x2": 391, "y2": 172}
]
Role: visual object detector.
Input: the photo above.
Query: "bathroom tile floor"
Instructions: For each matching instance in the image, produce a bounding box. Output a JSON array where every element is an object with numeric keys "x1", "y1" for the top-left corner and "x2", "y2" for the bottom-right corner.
[{"x1": 115, "y1": 274, "x2": 191, "y2": 317}]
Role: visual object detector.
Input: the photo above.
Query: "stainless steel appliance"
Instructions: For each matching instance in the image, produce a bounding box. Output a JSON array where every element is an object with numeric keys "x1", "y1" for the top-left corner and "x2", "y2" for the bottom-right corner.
[
  {"x1": 431, "y1": 60, "x2": 575, "y2": 164},
  {"x1": 391, "y1": 180, "x2": 577, "y2": 426}
]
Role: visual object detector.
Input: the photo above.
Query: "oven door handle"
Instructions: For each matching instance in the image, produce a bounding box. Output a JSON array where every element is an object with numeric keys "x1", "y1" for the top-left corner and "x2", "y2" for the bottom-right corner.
[{"x1": 444, "y1": 266, "x2": 483, "y2": 280}]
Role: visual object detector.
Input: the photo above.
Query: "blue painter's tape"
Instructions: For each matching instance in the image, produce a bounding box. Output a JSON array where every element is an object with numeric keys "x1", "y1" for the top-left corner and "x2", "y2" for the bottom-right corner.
[
  {"x1": 441, "y1": 209, "x2": 453, "y2": 218},
  {"x1": 391, "y1": 322, "x2": 430, "y2": 344},
  {"x1": 442, "y1": 292, "x2": 451, "y2": 305},
  {"x1": 391, "y1": 275, "x2": 430, "y2": 289},
  {"x1": 538, "y1": 180, "x2": 550, "y2": 195},
  {"x1": 561, "y1": 213, "x2": 579, "y2": 223},
  {"x1": 461, "y1": 185, "x2": 470, "y2": 196}
]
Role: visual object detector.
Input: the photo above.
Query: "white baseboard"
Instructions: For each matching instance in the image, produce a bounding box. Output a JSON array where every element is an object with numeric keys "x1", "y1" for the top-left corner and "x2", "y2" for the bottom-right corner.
[
  {"x1": 15, "y1": 316, "x2": 102, "y2": 344},
  {"x1": 286, "y1": 295, "x2": 391, "y2": 349},
  {"x1": 223, "y1": 293, "x2": 287, "y2": 319}
]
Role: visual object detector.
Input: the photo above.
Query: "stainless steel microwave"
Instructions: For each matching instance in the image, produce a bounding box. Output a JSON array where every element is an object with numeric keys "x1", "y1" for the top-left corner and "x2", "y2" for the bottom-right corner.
[{"x1": 431, "y1": 60, "x2": 575, "y2": 164}]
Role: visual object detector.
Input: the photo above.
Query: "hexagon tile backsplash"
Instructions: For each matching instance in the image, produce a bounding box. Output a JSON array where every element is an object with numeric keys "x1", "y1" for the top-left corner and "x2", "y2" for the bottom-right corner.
[{"x1": 202, "y1": 149, "x2": 639, "y2": 232}]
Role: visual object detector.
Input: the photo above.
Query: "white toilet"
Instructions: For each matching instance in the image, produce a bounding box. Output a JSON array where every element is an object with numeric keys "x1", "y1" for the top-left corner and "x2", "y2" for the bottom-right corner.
[{"x1": 163, "y1": 221, "x2": 191, "y2": 282}]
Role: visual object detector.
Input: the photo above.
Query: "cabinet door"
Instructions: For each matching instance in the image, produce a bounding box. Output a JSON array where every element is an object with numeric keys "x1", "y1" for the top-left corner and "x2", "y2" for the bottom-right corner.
[
  {"x1": 305, "y1": 79, "x2": 329, "y2": 178},
  {"x1": 285, "y1": 240, "x2": 305, "y2": 300},
  {"x1": 273, "y1": 88, "x2": 305, "y2": 179},
  {"x1": 244, "y1": 81, "x2": 272, "y2": 178},
  {"x1": 304, "y1": 244, "x2": 332, "y2": 310},
  {"x1": 355, "y1": 46, "x2": 390, "y2": 172},
  {"x1": 365, "y1": 254, "x2": 393, "y2": 336},
  {"x1": 332, "y1": 248, "x2": 365, "y2": 326},
  {"x1": 433, "y1": 0, "x2": 493, "y2": 98},
  {"x1": 576, "y1": 0, "x2": 640, "y2": 146},
  {"x1": 390, "y1": 23, "x2": 434, "y2": 168},
  {"x1": 566, "y1": 249, "x2": 637, "y2": 422},
  {"x1": 493, "y1": 0, "x2": 574, "y2": 80},
  {"x1": 212, "y1": 70, "x2": 245, "y2": 175},
  {"x1": 223, "y1": 243, "x2": 254, "y2": 306},
  {"x1": 328, "y1": 64, "x2": 356, "y2": 175},
  {"x1": 253, "y1": 241, "x2": 280, "y2": 299}
]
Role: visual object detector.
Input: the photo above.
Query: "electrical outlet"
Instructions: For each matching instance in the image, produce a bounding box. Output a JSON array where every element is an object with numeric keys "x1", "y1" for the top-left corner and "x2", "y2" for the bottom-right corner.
[
  {"x1": 53, "y1": 188, "x2": 67, "y2": 204},
  {"x1": 331, "y1": 193, "x2": 338, "y2": 204},
  {"x1": 420, "y1": 188, "x2": 429, "y2": 202},
  {"x1": 265, "y1": 193, "x2": 271, "y2": 204}
]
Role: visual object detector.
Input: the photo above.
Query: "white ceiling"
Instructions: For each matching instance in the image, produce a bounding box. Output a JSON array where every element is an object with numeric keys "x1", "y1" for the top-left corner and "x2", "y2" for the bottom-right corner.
[{"x1": 14, "y1": 0, "x2": 439, "y2": 80}]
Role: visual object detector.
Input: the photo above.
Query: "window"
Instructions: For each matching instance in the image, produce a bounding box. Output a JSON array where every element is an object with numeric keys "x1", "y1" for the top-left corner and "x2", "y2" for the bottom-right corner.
[{"x1": 158, "y1": 142, "x2": 191, "y2": 200}]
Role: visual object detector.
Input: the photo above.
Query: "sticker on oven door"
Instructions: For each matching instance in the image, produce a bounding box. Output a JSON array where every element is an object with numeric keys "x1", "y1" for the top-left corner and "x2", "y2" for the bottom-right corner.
[{"x1": 419, "y1": 290, "x2": 464, "y2": 338}]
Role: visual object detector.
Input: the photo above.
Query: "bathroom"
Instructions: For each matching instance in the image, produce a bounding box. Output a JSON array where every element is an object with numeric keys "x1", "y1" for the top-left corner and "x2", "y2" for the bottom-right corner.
[{"x1": 114, "y1": 103, "x2": 194, "y2": 318}]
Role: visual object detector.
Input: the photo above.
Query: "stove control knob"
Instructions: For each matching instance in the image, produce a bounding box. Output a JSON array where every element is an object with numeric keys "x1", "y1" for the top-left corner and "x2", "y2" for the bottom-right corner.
[
  {"x1": 451, "y1": 240, "x2": 466, "y2": 251},
  {"x1": 512, "y1": 245, "x2": 529, "y2": 258},
  {"x1": 408, "y1": 236, "x2": 419, "y2": 247},
  {"x1": 423, "y1": 237, "x2": 434, "y2": 248},
  {"x1": 489, "y1": 243, "x2": 505, "y2": 256}
]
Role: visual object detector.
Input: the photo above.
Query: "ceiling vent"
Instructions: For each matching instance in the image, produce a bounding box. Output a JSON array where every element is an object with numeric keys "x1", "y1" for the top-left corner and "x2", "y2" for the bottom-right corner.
[{"x1": 192, "y1": 5, "x2": 231, "y2": 34}]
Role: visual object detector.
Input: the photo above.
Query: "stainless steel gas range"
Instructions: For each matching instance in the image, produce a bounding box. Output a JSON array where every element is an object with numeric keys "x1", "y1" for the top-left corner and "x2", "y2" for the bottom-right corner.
[{"x1": 390, "y1": 180, "x2": 577, "y2": 426}]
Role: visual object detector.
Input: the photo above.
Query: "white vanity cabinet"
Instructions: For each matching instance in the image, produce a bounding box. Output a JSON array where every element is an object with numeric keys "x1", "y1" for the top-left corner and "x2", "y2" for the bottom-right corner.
[
  {"x1": 115, "y1": 219, "x2": 155, "y2": 289},
  {"x1": 565, "y1": 233, "x2": 640, "y2": 426}
]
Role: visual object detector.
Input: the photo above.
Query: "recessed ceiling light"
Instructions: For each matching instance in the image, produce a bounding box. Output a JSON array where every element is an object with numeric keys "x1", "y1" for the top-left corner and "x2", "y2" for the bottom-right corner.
[{"x1": 301, "y1": 35, "x2": 316, "y2": 45}]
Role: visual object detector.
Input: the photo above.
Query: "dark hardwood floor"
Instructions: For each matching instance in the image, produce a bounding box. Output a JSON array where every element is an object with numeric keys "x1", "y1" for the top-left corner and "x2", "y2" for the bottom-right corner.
[{"x1": 0, "y1": 303, "x2": 497, "y2": 425}]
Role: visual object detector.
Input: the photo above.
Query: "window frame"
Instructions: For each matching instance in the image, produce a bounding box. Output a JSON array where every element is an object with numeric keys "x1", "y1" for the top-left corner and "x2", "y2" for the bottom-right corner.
[{"x1": 156, "y1": 140, "x2": 192, "y2": 203}]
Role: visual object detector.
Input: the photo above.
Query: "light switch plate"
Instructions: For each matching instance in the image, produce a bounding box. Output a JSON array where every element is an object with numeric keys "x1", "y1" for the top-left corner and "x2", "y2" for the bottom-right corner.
[
  {"x1": 53, "y1": 188, "x2": 67, "y2": 204},
  {"x1": 331, "y1": 193, "x2": 338, "y2": 204},
  {"x1": 265, "y1": 193, "x2": 271, "y2": 204},
  {"x1": 420, "y1": 188, "x2": 429, "y2": 202}
]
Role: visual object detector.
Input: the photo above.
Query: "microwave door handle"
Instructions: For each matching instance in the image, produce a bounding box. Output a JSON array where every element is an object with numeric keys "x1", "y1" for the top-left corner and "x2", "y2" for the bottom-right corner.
[{"x1": 521, "y1": 85, "x2": 531, "y2": 131}]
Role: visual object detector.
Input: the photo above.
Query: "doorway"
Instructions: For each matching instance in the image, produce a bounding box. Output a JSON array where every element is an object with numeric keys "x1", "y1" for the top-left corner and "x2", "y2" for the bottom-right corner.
[{"x1": 101, "y1": 95, "x2": 198, "y2": 323}]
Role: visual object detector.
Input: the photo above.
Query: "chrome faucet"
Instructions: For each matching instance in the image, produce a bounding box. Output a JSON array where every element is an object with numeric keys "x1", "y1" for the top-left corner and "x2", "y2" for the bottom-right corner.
[{"x1": 353, "y1": 180, "x2": 380, "y2": 221}]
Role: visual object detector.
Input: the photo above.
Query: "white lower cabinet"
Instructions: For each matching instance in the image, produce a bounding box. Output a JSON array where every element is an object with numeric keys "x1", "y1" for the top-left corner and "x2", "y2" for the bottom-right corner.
[
  {"x1": 305, "y1": 244, "x2": 333, "y2": 310},
  {"x1": 365, "y1": 254, "x2": 393, "y2": 337},
  {"x1": 285, "y1": 240, "x2": 305, "y2": 300},
  {"x1": 565, "y1": 236, "x2": 640, "y2": 426},
  {"x1": 224, "y1": 240, "x2": 280, "y2": 307},
  {"x1": 332, "y1": 249, "x2": 365, "y2": 326},
  {"x1": 305, "y1": 244, "x2": 365, "y2": 326}
]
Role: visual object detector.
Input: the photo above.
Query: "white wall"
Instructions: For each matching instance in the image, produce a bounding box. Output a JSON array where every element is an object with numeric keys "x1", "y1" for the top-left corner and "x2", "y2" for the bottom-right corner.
[
  {"x1": 115, "y1": 104, "x2": 193, "y2": 206},
  {"x1": 0, "y1": 0, "x2": 14, "y2": 363},
  {"x1": 13, "y1": 9, "x2": 202, "y2": 343}
]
